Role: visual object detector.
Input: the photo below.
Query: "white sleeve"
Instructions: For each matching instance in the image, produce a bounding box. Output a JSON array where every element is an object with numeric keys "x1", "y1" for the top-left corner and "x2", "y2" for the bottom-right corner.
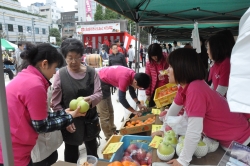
[
  {"x1": 160, "y1": 101, "x2": 183, "y2": 131},
  {"x1": 216, "y1": 85, "x2": 228, "y2": 96},
  {"x1": 177, "y1": 117, "x2": 203, "y2": 166}
]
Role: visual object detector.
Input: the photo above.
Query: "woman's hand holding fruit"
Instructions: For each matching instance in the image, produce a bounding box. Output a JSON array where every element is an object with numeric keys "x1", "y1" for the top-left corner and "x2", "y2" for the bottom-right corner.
[{"x1": 65, "y1": 107, "x2": 87, "y2": 118}]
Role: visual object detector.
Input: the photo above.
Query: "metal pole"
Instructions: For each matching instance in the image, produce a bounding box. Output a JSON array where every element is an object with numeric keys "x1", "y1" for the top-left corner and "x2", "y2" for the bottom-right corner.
[
  {"x1": 134, "y1": 22, "x2": 140, "y2": 73},
  {"x1": 32, "y1": 18, "x2": 36, "y2": 44},
  {"x1": 3, "y1": 12, "x2": 9, "y2": 40},
  {"x1": 130, "y1": 23, "x2": 131, "y2": 34},
  {"x1": 0, "y1": 39, "x2": 14, "y2": 166}
]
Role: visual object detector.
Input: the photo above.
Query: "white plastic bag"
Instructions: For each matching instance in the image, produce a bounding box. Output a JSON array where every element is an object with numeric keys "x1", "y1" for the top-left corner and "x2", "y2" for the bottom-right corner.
[{"x1": 166, "y1": 115, "x2": 188, "y2": 136}]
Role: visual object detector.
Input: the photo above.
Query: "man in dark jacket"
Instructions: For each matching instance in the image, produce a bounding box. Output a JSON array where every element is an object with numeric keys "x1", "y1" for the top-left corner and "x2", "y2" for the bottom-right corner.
[{"x1": 109, "y1": 44, "x2": 127, "y2": 67}]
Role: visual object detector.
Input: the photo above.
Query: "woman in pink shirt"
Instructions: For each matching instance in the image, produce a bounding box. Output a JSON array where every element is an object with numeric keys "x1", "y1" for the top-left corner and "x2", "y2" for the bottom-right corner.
[
  {"x1": 145, "y1": 43, "x2": 169, "y2": 107},
  {"x1": 207, "y1": 34, "x2": 233, "y2": 96},
  {"x1": 0, "y1": 44, "x2": 84, "y2": 166},
  {"x1": 152, "y1": 48, "x2": 250, "y2": 166}
]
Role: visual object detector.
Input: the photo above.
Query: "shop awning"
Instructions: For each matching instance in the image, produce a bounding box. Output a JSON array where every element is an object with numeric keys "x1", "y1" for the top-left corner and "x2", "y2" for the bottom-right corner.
[
  {"x1": 1, "y1": 39, "x2": 15, "y2": 51},
  {"x1": 95, "y1": 0, "x2": 250, "y2": 40}
]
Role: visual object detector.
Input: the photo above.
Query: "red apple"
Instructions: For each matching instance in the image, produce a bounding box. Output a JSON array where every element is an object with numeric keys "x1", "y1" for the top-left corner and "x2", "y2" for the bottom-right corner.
[
  {"x1": 122, "y1": 156, "x2": 132, "y2": 162},
  {"x1": 124, "y1": 151, "x2": 130, "y2": 157},
  {"x1": 126, "y1": 144, "x2": 138, "y2": 153},
  {"x1": 165, "y1": 125, "x2": 172, "y2": 132},
  {"x1": 140, "y1": 160, "x2": 148, "y2": 165},
  {"x1": 136, "y1": 148, "x2": 146, "y2": 160}
]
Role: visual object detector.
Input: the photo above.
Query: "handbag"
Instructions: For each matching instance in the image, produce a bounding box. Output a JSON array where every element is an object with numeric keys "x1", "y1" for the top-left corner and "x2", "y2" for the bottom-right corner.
[{"x1": 84, "y1": 115, "x2": 101, "y2": 141}]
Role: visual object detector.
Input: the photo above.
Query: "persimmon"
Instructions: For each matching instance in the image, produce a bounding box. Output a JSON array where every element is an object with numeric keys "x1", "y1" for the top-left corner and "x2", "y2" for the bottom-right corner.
[
  {"x1": 111, "y1": 161, "x2": 123, "y2": 166},
  {"x1": 126, "y1": 122, "x2": 131, "y2": 126},
  {"x1": 122, "y1": 161, "x2": 132, "y2": 166},
  {"x1": 130, "y1": 121, "x2": 136, "y2": 125},
  {"x1": 135, "y1": 120, "x2": 141, "y2": 124}
]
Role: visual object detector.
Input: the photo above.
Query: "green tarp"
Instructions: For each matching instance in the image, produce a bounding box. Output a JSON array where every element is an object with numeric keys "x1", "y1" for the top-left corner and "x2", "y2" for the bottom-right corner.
[
  {"x1": 95, "y1": 0, "x2": 250, "y2": 40},
  {"x1": 1, "y1": 39, "x2": 15, "y2": 51}
]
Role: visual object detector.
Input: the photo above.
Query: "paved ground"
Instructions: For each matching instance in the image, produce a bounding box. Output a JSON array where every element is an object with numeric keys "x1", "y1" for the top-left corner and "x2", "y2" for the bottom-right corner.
[{"x1": 4, "y1": 66, "x2": 147, "y2": 163}]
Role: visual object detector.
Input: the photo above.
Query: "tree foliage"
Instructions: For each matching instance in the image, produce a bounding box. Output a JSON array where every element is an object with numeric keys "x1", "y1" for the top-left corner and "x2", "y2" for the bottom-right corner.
[
  {"x1": 94, "y1": 4, "x2": 103, "y2": 21},
  {"x1": 48, "y1": 28, "x2": 61, "y2": 45}
]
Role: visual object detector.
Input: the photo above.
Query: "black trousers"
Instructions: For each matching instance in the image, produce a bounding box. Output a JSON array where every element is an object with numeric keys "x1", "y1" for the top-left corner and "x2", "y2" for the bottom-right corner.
[
  {"x1": 3, "y1": 68, "x2": 14, "y2": 80},
  {"x1": 129, "y1": 61, "x2": 133, "y2": 68},
  {"x1": 140, "y1": 55, "x2": 146, "y2": 67},
  {"x1": 32, "y1": 150, "x2": 58, "y2": 166},
  {"x1": 64, "y1": 138, "x2": 98, "y2": 163},
  {"x1": 0, "y1": 160, "x2": 33, "y2": 166}
]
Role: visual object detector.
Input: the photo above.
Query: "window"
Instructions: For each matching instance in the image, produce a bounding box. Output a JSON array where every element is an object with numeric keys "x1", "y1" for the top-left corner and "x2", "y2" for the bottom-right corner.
[
  {"x1": 27, "y1": 26, "x2": 32, "y2": 33},
  {"x1": 46, "y1": 9, "x2": 49, "y2": 11},
  {"x1": 42, "y1": 28, "x2": 46, "y2": 34},
  {"x1": 0, "y1": 24, "x2": 2, "y2": 31},
  {"x1": 52, "y1": 9, "x2": 54, "y2": 12},
  {"x1": 35, "y1": 27, "x2": 39, "y2": 34},
  {"x1": 18, "y1": 25, "x2": 23, "y2": 32},
  {"x1": 8, "y1": 24, "x2": 13, "y2": 31}
]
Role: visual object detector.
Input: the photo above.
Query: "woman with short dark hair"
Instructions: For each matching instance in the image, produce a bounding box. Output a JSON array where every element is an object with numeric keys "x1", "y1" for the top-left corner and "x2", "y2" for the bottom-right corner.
[
  {"x1": 152, "y1": 48, "x2": 250, "y2": 166},
  {"x1": 51, "y1": 38, "x2": 102, "y2": 163},
  {"x1": 145, "y1": 43, "x2": 169, "y2": 107},
  {"x1": 207, "y1": 34, "x2": 233, "y2": 96},
  {"x1": 0, "y1": 43, "x2": 84, "y2": 166}
]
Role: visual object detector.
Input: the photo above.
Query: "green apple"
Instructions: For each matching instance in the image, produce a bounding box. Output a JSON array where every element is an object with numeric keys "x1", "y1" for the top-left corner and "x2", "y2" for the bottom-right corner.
[
  {"x1": 176, "y1": 142, "x2": 184, "y2": 156},
  {"x1": 163, "y1": 136, "x2": 178, "y2": 147},
  {"x1": 164, "y1": 130, "x2": 176, "y2": 137},
  {"x1": 69, "y1": 99, "x2": 78, "y2": 111},
  {"x1": 77, "y1": 100, "x2": 89, "y2": 113},
  {"x1": 77, "y1": 96, "x2": 85, "y2": 103},
  {"x1": 157, "y1": 142, "x2": 174, "y2": 155},
  {"x1": 178, "y1": 135, "x2": 185, "y2": 143},
  {"x1": 198, "y1": 141, "x2": 206, "y2": 146}
]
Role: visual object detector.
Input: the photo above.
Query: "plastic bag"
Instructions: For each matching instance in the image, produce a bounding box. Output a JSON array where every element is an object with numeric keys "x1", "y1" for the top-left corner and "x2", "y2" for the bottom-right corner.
[{"x1": 166, "y1": 115, "x2": 188, "y2": 136}]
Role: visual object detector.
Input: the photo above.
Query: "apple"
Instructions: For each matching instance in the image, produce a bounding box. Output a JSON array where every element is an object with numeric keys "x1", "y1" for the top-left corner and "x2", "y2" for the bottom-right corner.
[
  {"x1": 77, "y1": 100, "x2": 89, "y2": 113},
  {"x1": 123, "y1": 151, "x2": 130, "y2": 157},
  {"x1": 163, "y1": 135, "x2": 178, "y2": 148},
  {"x1": 157, "y1": 142, "x2": 175, "y2": 161},
  {"x1": 69, "y1": 99, "x2": 78, "y2": 111},
  {"x1": 126, "y1": 144, "x2": 138, "y2": 153},
  {"x1": 140, "y1": 160, "x2": 148, "y2": 165},
  {"x1": 165, "y1": 125, "x2": 172, "y2": 132},
  {"x1": 77, "y1": 96, "x2": 85, "y2": 103},
  {"x1": 164, "y1": 130, "x2": 176, "y2": 138},
  {"x1": 136, "y1": 148, "x2": 146, "y2": 160},
  {"x1": 178, "y1": 135, "x2": 185, "y2": 143},
  {"x1": 194, "y1": 140, "x2": 208, "y2": 158}
]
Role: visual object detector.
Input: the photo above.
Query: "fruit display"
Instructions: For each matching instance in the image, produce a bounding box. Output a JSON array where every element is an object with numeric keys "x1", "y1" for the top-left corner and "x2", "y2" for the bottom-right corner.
[
  {"x1": 157, "y1": 142, "x2": 175, "y2": 161},
  {"x1": 176, "y1": 142, "x2": 184, "y2": 157},
  {"x1": 69, "y1": 96, "x2": 89, "y2": 113},
  {"x1": 194, "y1": 141, "x2": 208, "y2": 158},
  {"x1": 156, "y1": 85, "x2": 178, "y2": 99},
  {"x1": 120, "y1": 144, "x2": 152, "y2": 166},
  {"x1": 125, "y1": 117, "x2": 156, "y2": 128},
  {"x1": 202, "y1": 137, "x2": 219, "y2": 153}
]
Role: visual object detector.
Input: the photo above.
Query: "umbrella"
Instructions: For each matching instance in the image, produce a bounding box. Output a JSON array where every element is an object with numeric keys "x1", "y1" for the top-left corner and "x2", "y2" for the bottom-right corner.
[{"x1": 1, "y1": 39, "x2": 15, "y2": 51}]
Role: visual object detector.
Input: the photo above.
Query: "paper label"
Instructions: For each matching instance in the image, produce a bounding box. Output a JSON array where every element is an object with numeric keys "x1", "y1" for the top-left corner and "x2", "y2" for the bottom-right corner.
[
  {"x1": 152, "y1": 125, "x2": 163, "y2": 133},
  {"x1": 152, "y1": 109, "x2": 161, "y2": 115},
  {"x1": 103, "y1": 142, "x2": 123, "y2": 154},
  {"x1": 149, "y1": 136, "x2": 163, "y2": 148}
]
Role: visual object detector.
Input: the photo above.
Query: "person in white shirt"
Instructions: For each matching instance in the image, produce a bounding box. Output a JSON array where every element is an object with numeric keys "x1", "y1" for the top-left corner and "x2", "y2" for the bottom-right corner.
[
  {"x1": 15, "y1": 43, "x2": 25, "y2": 72},
  {"x1": 128, "y1": 45, "x2": 135, "y2": 69},
  {"x1": 173, "y1": 41, "x2": 180, "y2": 51}
]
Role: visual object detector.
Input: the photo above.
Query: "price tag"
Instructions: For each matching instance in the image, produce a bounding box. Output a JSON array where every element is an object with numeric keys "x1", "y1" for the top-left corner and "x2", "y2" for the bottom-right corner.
[
  {"x1": 103, "y1": 142, "x2": 123, "y2": 154},
  {"x1": 149, "y1": 136, "x2": 163, "y2": 148},
  {"x1": 151, "y1": 125, "x2": 163, "y2": 133},
  {"x1": 152, "y1": 109, "x2": 161, "y2": 115}
]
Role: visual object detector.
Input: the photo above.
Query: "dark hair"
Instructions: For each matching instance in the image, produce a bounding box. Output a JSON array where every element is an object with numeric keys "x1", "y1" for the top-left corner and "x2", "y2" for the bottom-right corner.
[
  {"x1": 200, "y1": 36, "x2": 206, "y2": 49},
  {"x1": 147, "y1": 43, "x2": 163, "y2": 63},
  {"x1": 18, "y1": 43, "x2": 23, "y2": 47},
  {"x1": 216, "y1": 30, "x2": 235, "y2": 48},
  {"x1": 62, "y1": 36, "x2": 68, "y2": 41},
  {"x1": 111, "y1": 43, "x2": 117, "y2": 48},
  {"x1": 60, "y1": 38, "x2": 84, "y2": 58},
  {"x1": 24, "y1": 43, "x2": 64, "y2": 68},
  {"x1": 168, "y1": 48, "x2": 206, "y2": 84},
  {"x1": 120, "y1": 43, "x2": 124, "y2": 47},
  {"x1": 207, "y1": 34, "x2": 232, "y2": 63},
  {"x1": 168, "y1": 44, "x2": 172, "y2": 49},
  {"x1": 173, "y1": 41, "x2": 177, "y2": 45},
  {"x1": 134, "y1": 73, "x2": 151, "y2": 89},
  {"x1": 114, "y1": 39, "x2": 120, "y2": 43},
  {"x1": 129, "y1": 45, "x2": 132, "y2": 48}
]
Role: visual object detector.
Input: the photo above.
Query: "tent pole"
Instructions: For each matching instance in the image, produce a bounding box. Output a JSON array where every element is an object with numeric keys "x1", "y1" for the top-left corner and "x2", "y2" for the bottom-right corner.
[{"x1": 0, "y1": 39, "x2": 14, "y2": 165}]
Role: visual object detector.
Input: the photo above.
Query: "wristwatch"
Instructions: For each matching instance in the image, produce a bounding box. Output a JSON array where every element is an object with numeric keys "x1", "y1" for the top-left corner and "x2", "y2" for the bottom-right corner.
[{"x1": 136, "y1": 101, "x2": 141, "y2": 105}]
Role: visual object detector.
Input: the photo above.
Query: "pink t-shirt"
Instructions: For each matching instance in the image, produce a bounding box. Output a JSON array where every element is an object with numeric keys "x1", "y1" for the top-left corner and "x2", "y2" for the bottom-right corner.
[
  {"x1": 0, "y1": 66, "x2": 49, "y2": 165},
  {"x1": 99, "y1": 66, "x2": 135, "y2": 92},
  {"x1": 209, "y1": 58, "x2": 230, "y2": 90},
  {"x1": 174, "y1": 80, "x2": 250, "y2": 147}
]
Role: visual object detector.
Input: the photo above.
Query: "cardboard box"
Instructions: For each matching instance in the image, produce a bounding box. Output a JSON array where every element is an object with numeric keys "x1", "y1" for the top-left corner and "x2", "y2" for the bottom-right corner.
[
  {"x1": 154, "y1": 83, "x2": 177, "y2": 108},
  {"x1": 119, "y1": 114, "x2": 155, "y2": 135},
  {"x1": 102, "y1": 135, "x2": 123, "y2": 160}
]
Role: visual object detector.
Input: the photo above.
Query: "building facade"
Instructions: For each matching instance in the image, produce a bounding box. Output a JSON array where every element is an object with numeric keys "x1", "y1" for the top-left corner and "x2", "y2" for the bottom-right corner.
[
  {"x1": 75, "y1": 0, "x2": 97, "y2": 22},
  {"x1": 0, "y1": 0, "x2": 50, "y2": 43},
  {"x1": 61, "y1": 11, "x2": 78, "y2": 38}
]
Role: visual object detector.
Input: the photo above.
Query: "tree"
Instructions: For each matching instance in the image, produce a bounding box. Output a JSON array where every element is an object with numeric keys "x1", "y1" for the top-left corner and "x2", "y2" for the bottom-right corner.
[
  {"x1": 94, "y1": 4, "x2": 103, "y2": 21},
  {"x1": 103, "y1": 7, "x2": 119, "y2": 20},
  {"x1": 48, "y1": 28, "x2": 61, "y2": 45}
]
